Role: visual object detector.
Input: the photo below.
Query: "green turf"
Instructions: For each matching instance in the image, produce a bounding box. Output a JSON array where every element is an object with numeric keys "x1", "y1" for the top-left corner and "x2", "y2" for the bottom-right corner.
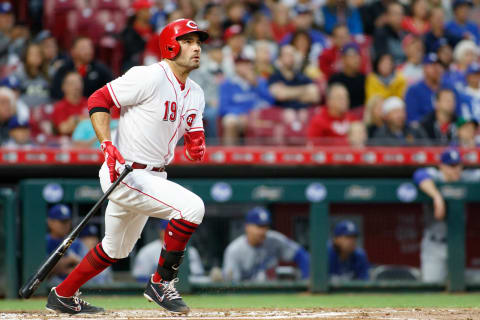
[{"x1": 1, "y1": 293, "x2": 480, "y2": 311}]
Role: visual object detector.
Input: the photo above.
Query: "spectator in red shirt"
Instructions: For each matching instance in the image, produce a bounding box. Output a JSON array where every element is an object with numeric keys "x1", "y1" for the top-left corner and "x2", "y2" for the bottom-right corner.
[
  {"x1": 319, "y1": 25, "x2": 351, "y2": 80},
  {"x1": 307, "y1": 83, "x2": 356, "y2": 145},
  {"x1": 52, "y1": 72, "x2": 88, "y2": 136},
  {"x1": 271, "y1": 3, "x2": 295, "y2": 44},
  {"x1": 401, "y1": 0, "x2": 431, "y2": 36}
]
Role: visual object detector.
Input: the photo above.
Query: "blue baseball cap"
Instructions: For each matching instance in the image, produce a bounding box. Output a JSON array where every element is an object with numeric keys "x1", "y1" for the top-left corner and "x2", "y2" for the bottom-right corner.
[
  {"x1": 423, "y1": 53, "x2": 440, "y2": 65},
  {"x1": 440, "y1": 148, "x2": 462, "y2": 165},
  {"x1": 48, "y1": 204, "x2": 72, "y2": 220},
  {"x1": 245, "y1": 207, "x2": 271, "y2": 226},
  {"x1": 7, "y1": 116, "x2": 28, "y2": 130},
  {"x1": 453, "y1": 0, "x2": 473, "y2": 10},
  {"x1": 466, "y1": 62, "x2": 480, "y2": 76},
  {"x1": 433, "y1": 37, "x2": 450, "y2": 52},
  {"x1": 0, "y1": 75, "x2": 20, "y2": 90},
  {"x1": 0, "y1": 2, "x2": 12, "y2": 14},
  {"x1": 334, "y1": 220, "x2": 359, "y2": 237},
  {"x1": 341, "y1": 42, "x2": 360, "y2": 56},
  {"x1": 79, "y1": 224, "x2": 98, "y2": 238}
]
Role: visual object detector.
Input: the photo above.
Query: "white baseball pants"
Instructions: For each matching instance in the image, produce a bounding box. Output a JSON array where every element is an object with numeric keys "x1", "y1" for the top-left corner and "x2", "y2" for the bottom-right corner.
[{"x1": 98, "y1": 162, "x2": 205, "y2": 259}]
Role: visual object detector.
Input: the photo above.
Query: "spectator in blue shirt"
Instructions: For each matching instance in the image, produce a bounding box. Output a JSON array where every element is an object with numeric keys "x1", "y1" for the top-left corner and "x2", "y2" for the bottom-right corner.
[
  {"x1": 445, "y1": 0, "x2": 480, "y2": 45},
  {"x1": 424, "y1": 7, "x2": 462, "y2": 54},
  {"x1": 46, "y1": 204, "x2": 85, "y2": 285},
  {"x1": 443, "y1": 40, "x2": 479, "y2": 93},
  {"x1": 219, "y1": 56, "x2": 273, "y2": 145},
  {"x1": 405, "y1": 53, "x2": 445, "y2": 123},
  {"x1": 328, "y1": 220, "x2": 370, "y2": 281},
  {"x1": 458, "y1": 62, "x2": 480, "y2": 122},
  {"x1": 321, "y1": 0, "x2": 364, "y2": 36}
]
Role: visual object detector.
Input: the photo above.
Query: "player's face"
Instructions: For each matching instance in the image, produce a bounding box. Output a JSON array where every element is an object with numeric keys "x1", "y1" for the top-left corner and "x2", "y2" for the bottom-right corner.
[
  {"x1": 176, "y1": 33, "x2": 202, "y2": 70},
  {"x1": 245, "y1": 224, "x2": 268, "y2": 247},
  {"x1": 440, "y1": 163, "x2": 463, "y2": 182},
  {"x1": 334, "y1": 235, "x2": 357, "y2": 255},
  {"x1": 48, "y1": 218, "x2": 72, "y2": 238}
]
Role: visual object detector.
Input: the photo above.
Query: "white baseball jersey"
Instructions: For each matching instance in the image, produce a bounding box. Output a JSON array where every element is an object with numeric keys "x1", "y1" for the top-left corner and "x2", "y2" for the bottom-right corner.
[{"x1": 106, "y1": 60, "x2": 205, "y2": 167}]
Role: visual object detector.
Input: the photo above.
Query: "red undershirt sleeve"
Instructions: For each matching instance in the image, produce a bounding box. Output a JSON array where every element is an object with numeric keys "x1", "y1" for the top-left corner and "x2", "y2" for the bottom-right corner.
[{"x1": 87, "y1": 85, "x2": 116, "y2": 116}]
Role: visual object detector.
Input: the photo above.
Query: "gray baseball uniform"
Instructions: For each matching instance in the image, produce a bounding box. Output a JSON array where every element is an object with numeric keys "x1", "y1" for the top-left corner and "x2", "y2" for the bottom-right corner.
[{"x1": 222, "y1": 230, "x2": 300, "y2": 282}]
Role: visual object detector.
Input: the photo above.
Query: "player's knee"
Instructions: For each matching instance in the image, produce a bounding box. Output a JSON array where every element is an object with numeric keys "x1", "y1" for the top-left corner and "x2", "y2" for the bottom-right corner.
[
  {"x1": 186, "y1": 194, "x2": 205, "y2": 225},
  {"x1": 101, "y1": 238, "x2": 132, "y2": 259}
]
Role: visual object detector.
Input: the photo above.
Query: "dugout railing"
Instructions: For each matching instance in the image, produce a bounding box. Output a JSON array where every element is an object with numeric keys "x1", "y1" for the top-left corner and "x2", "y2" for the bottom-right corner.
[
  {"x1": 0, "y1": 188, "x2": 18, "y2": 299},
  {"x1": 16, "y1": 178, "x2": 480, "y2": 296}
]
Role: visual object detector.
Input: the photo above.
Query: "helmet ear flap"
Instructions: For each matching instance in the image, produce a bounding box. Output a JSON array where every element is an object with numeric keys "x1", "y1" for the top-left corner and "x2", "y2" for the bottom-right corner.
[{"x1": 169, "y1": 40, "x2": 181, "y2": 59}]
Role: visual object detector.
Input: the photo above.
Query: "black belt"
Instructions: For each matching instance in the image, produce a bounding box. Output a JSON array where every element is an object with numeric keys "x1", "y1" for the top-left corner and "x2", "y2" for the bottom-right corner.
[{"x1": 131, "y1": 162, "x2": 165, "y2": 172}]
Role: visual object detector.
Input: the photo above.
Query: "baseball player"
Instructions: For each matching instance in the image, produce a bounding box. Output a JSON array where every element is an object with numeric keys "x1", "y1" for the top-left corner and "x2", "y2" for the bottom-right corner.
[
  {"x1": 413, "y1": 148, "x2": 480, "y2": 282},
  {"x1": 46, "y1": 19, "x2": 208, "y2": 315},
  {"x1": 222, "y1": 207, "x2": 310, "y2": 282}
]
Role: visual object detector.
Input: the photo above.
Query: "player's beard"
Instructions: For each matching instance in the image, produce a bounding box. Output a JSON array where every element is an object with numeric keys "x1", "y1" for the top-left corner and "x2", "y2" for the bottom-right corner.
[{"x1": 179, "y1": 53, "x2": 201, "y2": 71}]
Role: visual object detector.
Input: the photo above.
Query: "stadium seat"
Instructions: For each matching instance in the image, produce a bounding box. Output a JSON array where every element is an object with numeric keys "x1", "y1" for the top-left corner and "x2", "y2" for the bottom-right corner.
[
  {"x1": 370, "y1": 265, "x2": 421, "y2": 281},
  {"x1": 246, "y1": 107, "x2": 284, "y2": 145},
  {"x1": 29, "y1": 103, "x2": 56, "y2": 141}
]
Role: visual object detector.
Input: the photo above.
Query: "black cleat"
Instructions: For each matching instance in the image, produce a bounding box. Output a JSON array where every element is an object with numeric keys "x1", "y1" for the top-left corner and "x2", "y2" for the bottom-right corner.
[
  {"x1": 144, "y1": 276, "x2": 190, "y2": 314},
  {"x1": 46, "y1": 287, "x2": 105, "y2": 315}
]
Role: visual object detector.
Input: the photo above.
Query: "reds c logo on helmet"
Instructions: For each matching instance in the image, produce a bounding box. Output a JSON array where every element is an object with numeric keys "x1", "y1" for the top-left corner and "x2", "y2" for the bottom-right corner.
[{"x1": 159, "y1": 19, "x2": 209, "y2": 60}]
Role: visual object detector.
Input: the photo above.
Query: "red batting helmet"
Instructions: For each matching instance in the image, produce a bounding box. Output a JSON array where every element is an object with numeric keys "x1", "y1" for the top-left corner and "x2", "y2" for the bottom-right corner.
[{"x1": 159, "y1": 19, "x2": 209, "y2": 60}]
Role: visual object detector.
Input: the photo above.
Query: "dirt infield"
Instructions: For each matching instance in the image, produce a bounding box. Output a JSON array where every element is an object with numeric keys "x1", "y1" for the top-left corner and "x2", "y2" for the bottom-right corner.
[{"x1": 1, "y1": 308, "x2": 479, "y2": 320}]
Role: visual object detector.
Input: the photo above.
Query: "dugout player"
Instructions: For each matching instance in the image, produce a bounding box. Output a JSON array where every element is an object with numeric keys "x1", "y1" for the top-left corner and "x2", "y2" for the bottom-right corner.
[
  {"x1": 46, "y1": 204, "x2": 83, "y2": 286},
  {"x1": 222, "y1": 207, "x2": 310, "y2": 282},
  {"x1": 414, "y1": 148, "x2": 480, "y2": 283},
  {"x1": 328, "y1": 220, "x2": 370, "y2": 281},
  {"x1": 46, "y1": 19, "x2": 209, "y2": 315}
]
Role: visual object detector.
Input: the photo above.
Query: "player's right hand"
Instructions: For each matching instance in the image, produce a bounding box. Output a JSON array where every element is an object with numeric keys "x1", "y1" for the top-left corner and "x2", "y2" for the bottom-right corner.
[
  {"x1": 433, "y1": 194, "x2": 446, "y2": 220},
  {"x1": 101, "y1": 140, "x2": 125, "y2": 182}
]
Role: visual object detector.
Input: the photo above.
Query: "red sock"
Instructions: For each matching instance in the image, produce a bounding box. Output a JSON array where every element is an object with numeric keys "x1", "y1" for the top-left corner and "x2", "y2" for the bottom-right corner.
[
  {"x1": 56, "y1": 243, "x2": 117, "y2": 297},
  {"x1": 152, "y1": 219, "x2": 198, "y2": 282}
]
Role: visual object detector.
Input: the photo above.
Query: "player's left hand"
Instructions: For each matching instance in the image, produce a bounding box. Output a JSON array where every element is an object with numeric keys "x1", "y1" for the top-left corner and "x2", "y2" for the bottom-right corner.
[{"x1": 184, "y1": 131, "x2": 205, "y2": 162}]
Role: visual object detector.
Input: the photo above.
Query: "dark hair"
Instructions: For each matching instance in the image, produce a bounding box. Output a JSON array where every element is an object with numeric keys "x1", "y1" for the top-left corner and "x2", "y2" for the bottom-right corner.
[
  {"x1": 290, "y1": 30, "x2": 312, "y2": 52},
  {"x1": 71, "y1": 36, "x2": 91, "y2": 50},
  {"x1": 373, "y1": 53, "x2": 394, "y2": 74},
  {"x1": 22, "y1": 42, "x2": 48, "y2": 79},
  {"x1": 332, "y1": 24, "x2": 348, "y2": 36},
  {"x1": 435, "y1": 88, "x2": 455, "y2": 100},
  {"x1": 62, "y1": 71, "x2": 82, "y2": 86}
]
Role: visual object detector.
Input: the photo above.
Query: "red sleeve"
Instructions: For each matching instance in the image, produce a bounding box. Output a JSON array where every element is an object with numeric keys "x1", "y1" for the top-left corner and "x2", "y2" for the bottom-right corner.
[{"x1": 87, "y1": 85, "x2": 115, "y2": 113}]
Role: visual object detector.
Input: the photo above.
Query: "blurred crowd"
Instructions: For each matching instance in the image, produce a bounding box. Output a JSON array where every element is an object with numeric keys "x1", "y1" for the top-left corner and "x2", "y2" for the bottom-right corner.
[{"x1": 1, "y1": 0, "x2": 480, "y2": 147}]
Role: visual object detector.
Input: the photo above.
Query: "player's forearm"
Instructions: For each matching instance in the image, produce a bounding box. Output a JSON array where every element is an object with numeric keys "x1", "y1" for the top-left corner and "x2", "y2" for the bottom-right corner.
[
  {"x1": 419, "y1": 179, "x2": 442, "y2": 199},
  {"x1": 87, "y1": 85, "x2": 116, "y2": 143},
  {"x1": 90, "y1": 112, "x2": 111, "y2": 143}
]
